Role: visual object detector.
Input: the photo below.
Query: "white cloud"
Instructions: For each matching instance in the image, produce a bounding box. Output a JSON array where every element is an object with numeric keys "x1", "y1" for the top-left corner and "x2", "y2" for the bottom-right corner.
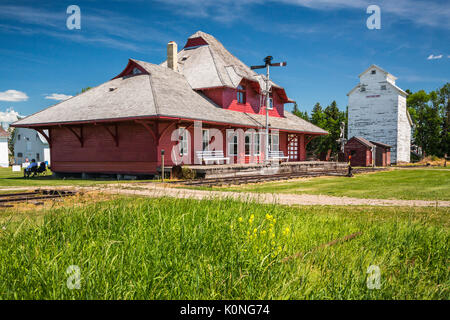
[
  {"x1": 427, "y1": 54, "x2": 443, "y2": 60},
  {"x1": 45, "y1": 93, "x2": 73, "y2": 101},
  {"x1": 0, "y1": 90, "x2": 28, "y2": 102},
  {"x1": 0, "y1": 108, "x2": 21, "y2": 122}
]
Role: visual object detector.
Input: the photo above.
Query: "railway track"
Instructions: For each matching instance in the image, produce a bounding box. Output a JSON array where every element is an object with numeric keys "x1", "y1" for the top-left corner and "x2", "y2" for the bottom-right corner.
[
  {"x1": 0, "y1": 189, "x2": 78, "y2": 206},
  {"x1": 173, "y1": 166, "x2": 389, "y2": 187},
  {"x1": 175, "y1": 171, "x2": 347, "y2": 187}
]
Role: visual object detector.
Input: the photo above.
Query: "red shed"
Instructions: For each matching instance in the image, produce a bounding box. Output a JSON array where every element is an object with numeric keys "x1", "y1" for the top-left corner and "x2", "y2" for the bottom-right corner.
[
  {"x1": 12, "y1": 31, "x2": 327, "y2": 176},
  {"x1": 371, "y1": 141, "x2": 391, "y2": 166},
  {"x1": 344, "y1": 137, "x2": 391, "y2": 167}
]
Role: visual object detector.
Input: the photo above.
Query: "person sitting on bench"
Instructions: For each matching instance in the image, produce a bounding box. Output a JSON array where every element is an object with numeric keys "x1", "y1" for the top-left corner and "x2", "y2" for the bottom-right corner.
[
  {"x1": 24, "y1": 159, "x2": 38, "y2": 178},
  {"x1": 36, "y1": 161, "x2": 47, "y2": 175}
]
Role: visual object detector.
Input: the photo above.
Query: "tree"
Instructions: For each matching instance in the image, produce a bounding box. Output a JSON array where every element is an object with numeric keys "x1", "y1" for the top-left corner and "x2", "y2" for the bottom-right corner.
[
  {"x1": 79, "y1": 87, "x2": 92, "y2": 94},
  {"x1": 407, "y1": 89, "x2": 442, "y2": 157},
  {"x1": 310, "y1": 102, "x2": 325, "y2": 127},
  {"x1": 438, "y1": 83, "x2": 450, "y2": 157},
  {"x1": 304, "y1": 101, "x2": 346, "y2": 157},
  {"x1": 7, "y1": 126, "x2": 16, "y2": 165},
  {"x1": 319, "y1": 101, "x2": 346, "y2": 156},
  {"x1": 292, "y1": 102, "x2": 309, "y2": 121}
]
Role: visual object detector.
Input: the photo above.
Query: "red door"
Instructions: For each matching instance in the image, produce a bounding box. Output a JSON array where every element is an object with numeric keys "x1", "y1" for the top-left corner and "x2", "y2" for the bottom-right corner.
[{"x1": 287, "y1": 134, "x2": 299, "y2": 161}]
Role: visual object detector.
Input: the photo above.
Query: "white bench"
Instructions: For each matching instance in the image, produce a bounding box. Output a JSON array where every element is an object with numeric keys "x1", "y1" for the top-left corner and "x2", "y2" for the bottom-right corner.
[
  {"x1": 268, "y1": 151, "x2": 289, "y2": 162},
  {"x1": 196, "y1": 150, "x2": 230, "y2": 165}
]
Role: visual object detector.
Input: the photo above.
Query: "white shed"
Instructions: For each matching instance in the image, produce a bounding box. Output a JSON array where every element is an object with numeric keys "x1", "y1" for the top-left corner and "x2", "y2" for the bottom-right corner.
[{"x1": 347, "y1": 65, "x2": 412, "y2": 163}]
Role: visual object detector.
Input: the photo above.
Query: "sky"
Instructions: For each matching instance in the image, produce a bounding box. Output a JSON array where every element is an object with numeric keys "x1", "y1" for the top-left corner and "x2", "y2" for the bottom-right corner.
[{"x1": 0, "y1": 0, "x2": 449, "y2": 118}]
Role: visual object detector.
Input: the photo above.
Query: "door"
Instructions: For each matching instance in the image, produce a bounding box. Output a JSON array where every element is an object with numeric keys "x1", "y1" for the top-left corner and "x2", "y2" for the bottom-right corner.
[{"x1": 287, "y1": 134, "x2": 298, "y2": 161}]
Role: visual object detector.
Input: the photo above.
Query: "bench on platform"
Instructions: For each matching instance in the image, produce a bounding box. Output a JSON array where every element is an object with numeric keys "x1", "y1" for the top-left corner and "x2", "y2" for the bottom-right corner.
[
  {"x1": 196, "y1": 150, "x2": 230, "y2": 165},
  {"x1": 268, "y1": 151, "x2": 289, "y2": 162}
]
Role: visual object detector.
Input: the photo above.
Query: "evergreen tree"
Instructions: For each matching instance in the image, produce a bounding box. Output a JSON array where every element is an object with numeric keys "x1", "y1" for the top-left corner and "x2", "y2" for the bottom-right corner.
[
  {"x1": 407, "y1": 90, "x2": 442, "y2": 157},
  {"x1": 291, "y1": 102, "x2": 309, "y2": 121},
  {"x1": 438, "y1": 83, "x2": 450, "y2": 157}
]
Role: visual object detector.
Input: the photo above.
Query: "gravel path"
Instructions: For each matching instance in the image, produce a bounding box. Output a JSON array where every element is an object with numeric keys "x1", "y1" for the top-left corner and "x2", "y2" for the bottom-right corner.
[
  {"x1": 1, "y1": 184, "x2": 448, "y2": 207},
  {"x1": 94, "y1": 184, "x2": 450, "y2": 207}
]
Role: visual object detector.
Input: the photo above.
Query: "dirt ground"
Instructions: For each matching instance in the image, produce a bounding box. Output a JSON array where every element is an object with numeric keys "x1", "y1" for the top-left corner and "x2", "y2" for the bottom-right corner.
[{"x1": 1, "y1": 183, "x2": 449, "y2": 207}]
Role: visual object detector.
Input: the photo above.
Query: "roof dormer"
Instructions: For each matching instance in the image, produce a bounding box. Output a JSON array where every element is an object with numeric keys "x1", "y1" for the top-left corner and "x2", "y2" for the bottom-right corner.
[{"x1": 359, "y1": 64, "x2": 397, "y2": 85}]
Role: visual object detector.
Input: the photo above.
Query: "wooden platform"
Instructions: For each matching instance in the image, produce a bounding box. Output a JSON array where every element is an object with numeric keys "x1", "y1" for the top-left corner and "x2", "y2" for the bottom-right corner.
[{"x1": 184, "y1": 161, "x2": 348, "y2": 179}]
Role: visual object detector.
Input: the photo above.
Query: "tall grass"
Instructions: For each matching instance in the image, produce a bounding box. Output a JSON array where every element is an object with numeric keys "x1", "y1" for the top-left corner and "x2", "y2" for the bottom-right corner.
[
  {"x1": 217, "y1": 169, "x2": 450, "y2": 201},
  {"x1": 0, "y1": 197, "x2": 448, "y2": 299}
]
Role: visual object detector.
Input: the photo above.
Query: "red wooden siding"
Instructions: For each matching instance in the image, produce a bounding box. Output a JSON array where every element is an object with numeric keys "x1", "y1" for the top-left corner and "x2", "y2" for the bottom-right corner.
[
  {"x1": 202, "y1": 84, "x2": 284, "y2": 118},
  {"x1": 344, "y1": 138, "x2": 373, "y2": 167},
  {"x1": 50, "y1": 122, "x2": 158, "y2": 174},
  {"x1": 48, "y1": 120, "x2": 312, "y2": 174}
]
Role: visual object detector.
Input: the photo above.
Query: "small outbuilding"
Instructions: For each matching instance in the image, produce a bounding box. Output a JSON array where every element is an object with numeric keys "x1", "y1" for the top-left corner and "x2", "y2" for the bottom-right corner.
[
  {"x1": 371, "y1": 140, "x2": 391, "y2": 166},
  {"x1": 344, "y1": 136, "x2": 391, "y2": 167}
]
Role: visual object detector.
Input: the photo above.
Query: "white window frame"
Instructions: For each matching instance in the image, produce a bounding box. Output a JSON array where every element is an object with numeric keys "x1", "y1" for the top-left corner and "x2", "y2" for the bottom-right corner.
[
  {"x1": 202, "y1": 129, "x2": 209, "y2": 152},
  {"x1": 228, "y1": 133, "x2": 238, "y2": 156},
  {"x1": 179, "y1": 127, "x2": 189, "y2": 156},
  {"x1": 245, "y1": 132, "x2": 252, "y2": 156},
  {"x1": 267, "y1": 96, "x2": 273, "y2": 110},
  {"x1": 269, "y1": 132, "x2": 279, "y2": 151},
  {"x1": 253, "y1": 132, "x2": 261, "y2": 156}
]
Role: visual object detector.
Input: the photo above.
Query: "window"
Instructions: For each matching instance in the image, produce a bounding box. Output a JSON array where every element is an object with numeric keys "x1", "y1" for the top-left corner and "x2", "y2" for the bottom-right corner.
[
  {"x1": 371, "y1": 70, "x2": 376, "y2": 74},
  {"x1": 254, "y1": 133, "x2": 261, "y2": 155},
  {"x1": 179, "y1": 127, "x2": 188, "y2": 156},
  {"x1": 267, "y1": 95, "x2": 273, "y2": 110},
  {"x1": 202, "y1": 129, "x2": 209, "y2": 152},
  {"x1": 228, "y1": 134, "x2": 238, "y2": 156},
  {"x1": 17, "y1": 152, "x2": 23, "y2": 158},
  {"x1": 36, "y1": 153, "x2": 40, "y2": 161},
  {"x1": 237, "y1": 85, "x2": 246, "y2": 104},
  {"x1": 245, "y1": 133, "x2": 251, "y2": 156},
  {"x1": 132, "y1": 67, "x2": 142, "y2": 75},
  {"x1": 269, "y1": 132, "x2": 279, "y2": 151},
  {"x1": 381, "y1": 85, "x2": 386, "y2": 90},
  {"x1": 17, "y1": 134, "x2": 21, "y2": 141},
  {"x1": 360, "y1": 86, "x2": 366, "y2": 92}
]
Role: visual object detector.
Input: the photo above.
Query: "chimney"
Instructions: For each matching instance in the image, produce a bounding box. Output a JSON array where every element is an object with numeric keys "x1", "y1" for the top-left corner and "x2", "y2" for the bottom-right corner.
[{"x1": 167, "y1": 41, "x2": 178, "y2": 71}]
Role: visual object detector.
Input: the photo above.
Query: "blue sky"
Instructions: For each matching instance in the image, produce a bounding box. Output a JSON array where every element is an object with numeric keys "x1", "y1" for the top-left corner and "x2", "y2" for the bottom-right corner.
[{"x1": 0, "y1": 0, "x2": 449, "y2": 117}]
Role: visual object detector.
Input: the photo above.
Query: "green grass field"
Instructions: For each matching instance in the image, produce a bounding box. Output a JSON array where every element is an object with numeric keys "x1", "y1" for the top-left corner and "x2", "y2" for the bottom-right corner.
[
  {"x1": 0, "y1": 167, "x2": 148, "y2": 187},
  {"x1": 212, "y1": 169, "x2": 450, "y2": 201},
  {"x1": 0, "y1": 196, "x2": 448, "y2": 299}
]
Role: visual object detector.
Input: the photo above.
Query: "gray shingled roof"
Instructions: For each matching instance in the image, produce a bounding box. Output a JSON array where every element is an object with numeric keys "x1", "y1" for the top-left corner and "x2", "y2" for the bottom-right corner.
[
  {"x1": 13, "y1": 31, "x2": 327, "y2": 135},
  {"x1": 352, "y1": 137, "x2": 375, "y2": 148},
  {"x1": 0, "y1": 126, "x2": 9, "y2": 137},
  {"x1": 370, "y1": 140, "x2": 392, "y2": 149},
  {"x1": 161, "y1": 31, "x2": 283, "y2": 93}
]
